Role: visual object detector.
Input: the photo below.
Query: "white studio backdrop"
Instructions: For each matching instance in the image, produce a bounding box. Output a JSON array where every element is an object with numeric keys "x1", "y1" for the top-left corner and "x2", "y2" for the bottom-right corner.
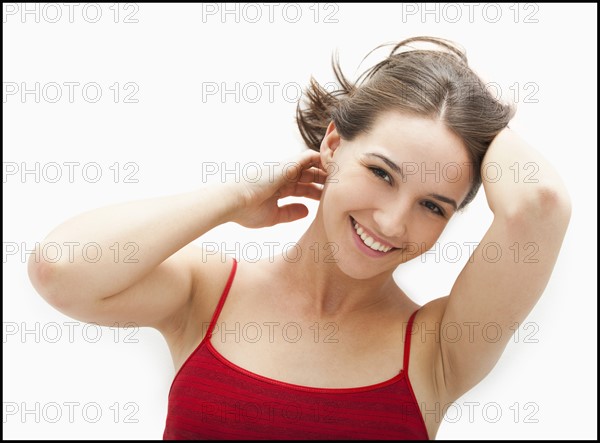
[{"x1": 3, "y1": 3, "x2": 597, "y2": 440}]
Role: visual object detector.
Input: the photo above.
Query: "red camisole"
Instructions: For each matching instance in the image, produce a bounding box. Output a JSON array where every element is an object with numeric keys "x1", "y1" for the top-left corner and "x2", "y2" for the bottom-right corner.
[{"x1": 163, "y1": 258, "x2": 429, "y2": 440}]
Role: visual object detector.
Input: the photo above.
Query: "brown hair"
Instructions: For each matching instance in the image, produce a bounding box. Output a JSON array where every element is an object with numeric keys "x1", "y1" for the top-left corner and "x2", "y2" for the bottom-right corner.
[{"x1": 296, "y1": 36, "x2": 516, "y2": 210}]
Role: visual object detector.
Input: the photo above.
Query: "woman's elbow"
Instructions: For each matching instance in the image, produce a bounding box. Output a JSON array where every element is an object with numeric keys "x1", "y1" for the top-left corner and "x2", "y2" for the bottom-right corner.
[{"x1": 27, "y1": 254, "x2": 71, "y2": 310}]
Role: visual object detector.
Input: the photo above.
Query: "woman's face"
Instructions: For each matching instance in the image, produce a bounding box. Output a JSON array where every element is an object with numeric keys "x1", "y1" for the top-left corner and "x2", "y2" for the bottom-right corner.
[{"x1": 318, "y1": 111, "x2": 473, "y2": 279}]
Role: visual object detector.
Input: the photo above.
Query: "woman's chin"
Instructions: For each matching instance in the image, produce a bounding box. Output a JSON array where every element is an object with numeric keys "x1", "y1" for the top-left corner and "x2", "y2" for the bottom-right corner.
[{"x1": 331, "y1": 246, "x2": 388, "y2": 280}]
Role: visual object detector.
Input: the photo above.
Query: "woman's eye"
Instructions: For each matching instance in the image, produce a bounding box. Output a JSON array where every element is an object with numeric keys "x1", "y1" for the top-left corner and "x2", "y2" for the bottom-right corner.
[
  {"x1": 423, "y1": 201, "x2": 445, "y2": 217},
  {"x1": 369, "y1": 167, "x2": 392, "y2": 184}
]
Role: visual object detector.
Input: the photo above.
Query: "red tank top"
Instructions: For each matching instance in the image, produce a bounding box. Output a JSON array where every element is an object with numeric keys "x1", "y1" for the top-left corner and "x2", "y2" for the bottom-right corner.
[{"x1": 163, "y1": 258, "x2": 429, "y2": 440}]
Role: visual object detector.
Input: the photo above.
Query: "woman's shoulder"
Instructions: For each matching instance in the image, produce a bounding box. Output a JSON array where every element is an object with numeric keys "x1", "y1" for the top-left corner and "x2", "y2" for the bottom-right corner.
[
  {"x1": 415, "y1": 294, "x2": 450, "y2": 322},
  {"x1": 166, "y1": 252, "x2": 250, "y2": 347},
  {"x1": 402, "y1": 294, "x2": 450, "y2": 369}
]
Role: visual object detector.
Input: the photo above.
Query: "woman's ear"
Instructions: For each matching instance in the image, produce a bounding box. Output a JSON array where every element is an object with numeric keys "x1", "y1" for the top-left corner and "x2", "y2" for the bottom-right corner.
[{"x1": 320, "y1": 120, "x2": 341, "y2": 168}]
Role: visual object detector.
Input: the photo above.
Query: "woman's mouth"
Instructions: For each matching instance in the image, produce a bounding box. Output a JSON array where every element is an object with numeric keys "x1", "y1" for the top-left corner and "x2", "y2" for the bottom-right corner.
[{"x1": 349, "y1": 216, "x2": 398, "y2": 257}]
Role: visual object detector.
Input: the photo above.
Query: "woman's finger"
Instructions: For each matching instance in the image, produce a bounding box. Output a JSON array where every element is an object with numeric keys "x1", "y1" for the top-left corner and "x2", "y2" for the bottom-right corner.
[
  {"x1": 290, "y1": 182, "x2": 324, "y2": 201},
  {"x1": 298, "y1": 167, "x2": 329, "y2": 184},
  {"x1": 275, "y1": 181, "x2": 323, "y2": 200},
  {"x1": 275, "y1": 203, "x2": 309, "y2": 224},
  {"x1": 280, "y1": 150, "x2": 323, "y2": 181}
]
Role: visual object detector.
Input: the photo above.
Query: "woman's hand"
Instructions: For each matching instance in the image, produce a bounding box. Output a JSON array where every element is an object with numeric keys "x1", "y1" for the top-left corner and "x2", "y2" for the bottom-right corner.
[{"x1": 230, "y1": 150, "x2": 329, "y2": 229}]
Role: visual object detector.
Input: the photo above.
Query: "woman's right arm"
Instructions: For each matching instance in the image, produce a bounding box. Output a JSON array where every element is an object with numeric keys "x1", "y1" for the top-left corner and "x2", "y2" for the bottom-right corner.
[
  {"x1": 27, "y1": 150, "x2": 326, "y2": 335},
  {"x1": 27, "y1": 184, "x2": 242, "y2": 332}
]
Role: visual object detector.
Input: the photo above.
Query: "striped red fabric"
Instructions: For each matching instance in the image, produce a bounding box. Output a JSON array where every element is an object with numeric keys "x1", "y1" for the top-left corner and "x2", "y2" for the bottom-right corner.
[{"x1": 163, "y1": 258, "x2": 429, "y2": 440}]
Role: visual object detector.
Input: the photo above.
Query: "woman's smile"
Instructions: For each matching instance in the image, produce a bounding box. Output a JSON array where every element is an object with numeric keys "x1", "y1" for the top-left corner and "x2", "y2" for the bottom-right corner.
[{"x1": 349, "y1": 215, "x2": 399, "y2": 258}]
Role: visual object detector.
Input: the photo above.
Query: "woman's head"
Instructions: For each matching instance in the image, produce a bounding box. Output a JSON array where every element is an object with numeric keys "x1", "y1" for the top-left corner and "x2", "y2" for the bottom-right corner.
[
  {"x1": 295, "y1": 36, "x2": 515, "y2": 276},
  {"x1": 296, "y1": 36, "x2": 516, "y2": 211}
]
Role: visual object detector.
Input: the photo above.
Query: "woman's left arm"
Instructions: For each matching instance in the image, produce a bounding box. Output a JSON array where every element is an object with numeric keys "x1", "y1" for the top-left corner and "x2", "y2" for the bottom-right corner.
[{"x1": 436, "y1": 128, "x2": 572, "y2": 401}]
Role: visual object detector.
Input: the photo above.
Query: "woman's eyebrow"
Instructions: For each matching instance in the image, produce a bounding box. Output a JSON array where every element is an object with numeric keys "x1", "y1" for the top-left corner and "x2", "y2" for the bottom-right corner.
[
  {"x1": 365, "y1": 152, "x2": 404, "y2": 179},
  {"x1": 428, "y1": 193, "x2": 458, "y2": 211}
]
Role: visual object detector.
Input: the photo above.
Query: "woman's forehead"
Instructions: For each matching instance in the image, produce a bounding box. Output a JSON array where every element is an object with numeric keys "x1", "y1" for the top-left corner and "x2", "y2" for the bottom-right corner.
[{"x1": 355, "y1": 112, "x2": 470, "y2": 164}]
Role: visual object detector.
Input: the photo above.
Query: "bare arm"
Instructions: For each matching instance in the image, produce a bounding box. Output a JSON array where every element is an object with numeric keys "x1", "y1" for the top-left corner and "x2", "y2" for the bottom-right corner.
[
  {"x1": 27, "y1": 150, "x2": 326, "y2": 334},
  {"x1": 433, "y1": 128, "x2": 572, "y2": 401},
  {"x1": 28, "y1": 185, "x2": 240, "y2": 328}
]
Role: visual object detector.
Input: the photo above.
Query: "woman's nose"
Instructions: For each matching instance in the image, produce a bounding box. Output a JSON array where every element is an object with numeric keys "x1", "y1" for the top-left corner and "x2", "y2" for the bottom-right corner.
[{"x1": 373, "y1": 204, "x2": 409, "y2": 244}]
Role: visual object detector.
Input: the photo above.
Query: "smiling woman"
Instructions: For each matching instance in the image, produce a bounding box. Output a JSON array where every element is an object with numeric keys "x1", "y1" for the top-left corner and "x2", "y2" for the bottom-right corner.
[
  {"x1": 316, "y1": 112, "x2": 474, "y2": 276},
  {"x1": 27, "y1": 36, "x2": 572, "y2": 440}
]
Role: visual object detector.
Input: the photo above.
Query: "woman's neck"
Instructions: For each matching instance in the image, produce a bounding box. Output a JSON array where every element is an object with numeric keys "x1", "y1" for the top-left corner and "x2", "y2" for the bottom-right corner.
[{"x1": 271, "y1": 215, "x2": 403, "y2": 321}]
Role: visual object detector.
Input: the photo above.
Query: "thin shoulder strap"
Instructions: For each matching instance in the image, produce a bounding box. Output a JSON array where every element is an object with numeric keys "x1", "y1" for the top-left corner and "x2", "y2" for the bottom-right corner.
[
  {"x1": 205, "y1": 258, "x2": 237, "y2": 340},
  {"x1": 403, "y1": 309, "x2": 420, "y2": 373}
]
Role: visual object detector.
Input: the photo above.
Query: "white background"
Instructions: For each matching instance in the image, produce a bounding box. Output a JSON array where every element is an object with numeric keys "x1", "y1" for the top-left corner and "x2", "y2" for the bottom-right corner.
[{"x1": 3, "y1": 3, "x2": 597, "y2": 440}]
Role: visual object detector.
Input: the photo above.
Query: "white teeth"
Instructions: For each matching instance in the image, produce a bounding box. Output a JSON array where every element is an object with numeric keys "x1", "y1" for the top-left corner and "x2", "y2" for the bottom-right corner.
[{"x1": 352, "y1": 220, "x2": 393, "y2": 253}]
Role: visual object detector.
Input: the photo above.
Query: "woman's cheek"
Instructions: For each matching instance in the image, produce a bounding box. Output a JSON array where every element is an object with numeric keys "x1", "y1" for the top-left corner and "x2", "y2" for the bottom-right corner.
[{"x1": 328, "y1": 175, "x2": 373, "y2": 209}]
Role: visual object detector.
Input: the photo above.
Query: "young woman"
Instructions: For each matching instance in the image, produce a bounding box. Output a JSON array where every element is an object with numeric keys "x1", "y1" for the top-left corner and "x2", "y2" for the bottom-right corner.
[{"x1": 28, "y1": 37, "x2": 571, "y2": 439}]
